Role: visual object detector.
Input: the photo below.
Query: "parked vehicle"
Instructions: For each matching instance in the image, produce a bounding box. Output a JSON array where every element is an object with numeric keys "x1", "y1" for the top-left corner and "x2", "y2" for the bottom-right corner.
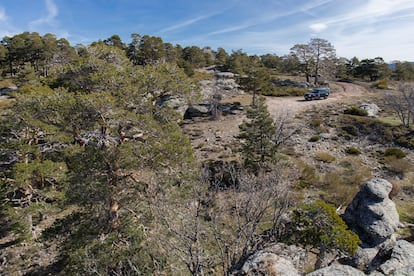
[{"x1": 304, "y1": 87, "x2": 330, "y2": 101}]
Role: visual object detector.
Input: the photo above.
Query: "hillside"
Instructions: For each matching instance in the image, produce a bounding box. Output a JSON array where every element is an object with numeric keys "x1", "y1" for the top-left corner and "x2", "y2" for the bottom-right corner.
[
  {"x1": 1, "y1": 32, "x2": 414, "y2": 275},
  {"x1": 4, "y1": 77, "x2": 413, "y2": 275}
]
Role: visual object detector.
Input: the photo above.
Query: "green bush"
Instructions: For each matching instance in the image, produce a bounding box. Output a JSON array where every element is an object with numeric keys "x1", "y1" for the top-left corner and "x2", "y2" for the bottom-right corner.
[
  {"x1": 344, "y1": 106, "x2": 368, "y2": 116},
  {"x1": 309, "y1": 135, "x2": 320, "y2": 142},
  {"x1": 288, "y1": 200, "x2": 361, "y2": 255},
  {"x1": 384, "y1": 148, "x2": 406, "y2": 159},
  {"x1": 345, "y1": 147, "x2": 361, "y2": 155}
]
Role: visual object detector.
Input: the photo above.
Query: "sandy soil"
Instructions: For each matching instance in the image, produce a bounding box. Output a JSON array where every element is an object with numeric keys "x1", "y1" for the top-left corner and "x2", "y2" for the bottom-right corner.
[{"x1": 265, "y1": 81, "x2": 372, "y2": 117}]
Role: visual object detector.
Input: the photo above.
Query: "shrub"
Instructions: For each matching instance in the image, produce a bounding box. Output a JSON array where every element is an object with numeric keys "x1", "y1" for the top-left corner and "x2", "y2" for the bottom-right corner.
[
  {"x1": 288, "y1": 200, "x2": 361, "y2": 256},
  {"x1": 262, "y1": 86, "x2": 307, "y2": 97},
  {"x1": 296, "y1": 161, "x2": 318, "y2": 188},
  {"x1": 339, "y1": 114, "x2": 391, "y2": 141},
  {"x1": 309, "y1": 135, "x2": 320, "y2": 142},
  {"x1": 314, "y1": 151, "x2": 335, "y2": 163},
  {"x1": 372, "y1": 79, "x2": 388, "y2": 89},
  {"x1": 344, "y1": 166, "x2": 372, "y2": 187},
  {"x1": 384, "y1": 156, "x2": 412, "y2": 176},
  {"x1": 341, "y1": 126, "x2": 358, "y2": 137},
  {"x1": 384, "y1": 148, "x2": 406, "y2": 159},
  {"x1": 322, "y1": 172, "x2": 344, "y2": 187},
  {"x1": 345, "y1": 147, "x2": 361, "y2": 155},
  {"x1": 310, "y1": 117, "x2": 323, "y2": 128},
  {"x1": 344, "y1": 106, "x2": 368, "y2": 116}
]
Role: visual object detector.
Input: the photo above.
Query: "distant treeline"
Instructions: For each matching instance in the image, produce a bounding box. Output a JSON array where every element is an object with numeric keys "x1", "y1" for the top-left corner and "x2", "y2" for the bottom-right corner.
[{"x1": 0, "y1": 32, "x2": 413, "y2": 83}]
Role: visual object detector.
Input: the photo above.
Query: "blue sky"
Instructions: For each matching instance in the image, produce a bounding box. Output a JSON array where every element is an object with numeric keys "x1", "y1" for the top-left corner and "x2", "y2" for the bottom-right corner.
[{"x1": 0, "y1": 0, "x2": 413, "y2": 61}]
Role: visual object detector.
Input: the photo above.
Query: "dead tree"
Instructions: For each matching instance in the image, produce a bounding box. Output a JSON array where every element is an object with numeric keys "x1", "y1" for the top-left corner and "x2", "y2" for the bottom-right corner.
[
  {"x1": 385, "y1": 83, "x2": 414, "y2": 128},
  {"x1": 210, "y1": 165, "x2": 295, "y2": 274}
]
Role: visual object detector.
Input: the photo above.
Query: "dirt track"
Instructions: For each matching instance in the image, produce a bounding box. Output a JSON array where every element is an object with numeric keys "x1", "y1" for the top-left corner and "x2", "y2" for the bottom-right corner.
[
  {"x1": 265, "y1": 81, "x2": 372, "y2": 117},
  {"x1": 184, "y1": 81, "x2": 374, "y2": 162}
]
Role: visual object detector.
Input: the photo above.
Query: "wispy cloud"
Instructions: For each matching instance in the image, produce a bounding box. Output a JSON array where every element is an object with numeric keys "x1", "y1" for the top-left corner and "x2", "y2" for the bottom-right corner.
[
  {"x1": 157, "y1": 11, "x2": 221, "y2": 34},
  {"x1": 312, "y1": 0, "x2": 414, "y2": 29},
  {"x1": 29, "y1": 0, "x2": 58, "y2": 27},
  {"x1": 304, "y1": 0, "x2": 414, "y2": 60},
  {"x1": 309, "y1": 23, "x2": 327, "y2": 32},
  {"x1": 0, "y1": 7, "x2": 7, "y2": 22},
  {"x1": 208, "y1": 0, "x2": 334, "y2": 36}
]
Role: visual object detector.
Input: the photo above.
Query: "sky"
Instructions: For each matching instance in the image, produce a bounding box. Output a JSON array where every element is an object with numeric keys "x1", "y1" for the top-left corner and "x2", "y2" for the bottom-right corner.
[{"x1": 0, "y1": 0, "x2": 413, "y2": 62}]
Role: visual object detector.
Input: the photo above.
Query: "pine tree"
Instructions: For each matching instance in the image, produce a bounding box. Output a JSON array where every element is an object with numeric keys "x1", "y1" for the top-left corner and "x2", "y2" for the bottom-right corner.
[{"x1": 238, "y1": 96, "x2": 276, "y2": 171}]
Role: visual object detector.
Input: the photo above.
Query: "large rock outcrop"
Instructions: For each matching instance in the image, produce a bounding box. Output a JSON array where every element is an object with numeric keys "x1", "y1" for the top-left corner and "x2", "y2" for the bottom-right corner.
[
  {"x1": 379, "y1": 240, "x2": 414, "y2": 275},
  {"x1": 306, "y1": 264, "x2": 365, "y2": 276},
  {"x1": 157, "y1": 95, "x2": 188, "y2": 118},
  {"x1": 343, "y1": 178, "x2": 399, "y2": 246},
  {"x1": 240, "y1": 243, "x2": 307, "y2": 275},
  {"x1": 184, "y1": 104, "x2": 210, "y2": 119}
]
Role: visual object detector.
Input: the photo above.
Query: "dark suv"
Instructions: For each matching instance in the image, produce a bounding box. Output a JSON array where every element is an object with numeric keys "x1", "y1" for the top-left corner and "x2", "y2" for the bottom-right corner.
[{"x1": 304, "y1": 87, "x2": 330, "y2": 101}]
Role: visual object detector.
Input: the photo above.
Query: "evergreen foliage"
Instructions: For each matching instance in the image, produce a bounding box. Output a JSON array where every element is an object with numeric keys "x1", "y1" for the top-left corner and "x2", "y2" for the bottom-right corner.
[
  {"x1": 238, "y1": 96, "x2": 277, "y2": 171},
  {"x1": 288, "y1": 200, "x2": 361, "y2": 268},
  {"x1": 0, "y1": 44, "x2": 196, "y2": 274}
]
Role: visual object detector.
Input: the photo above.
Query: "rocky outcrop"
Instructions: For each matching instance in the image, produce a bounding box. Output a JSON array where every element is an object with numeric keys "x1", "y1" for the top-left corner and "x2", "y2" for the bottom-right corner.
[
  {"x1": 215, "y1": 72, "x2": 235, "y2": 79},
  {"x1": 359, "y1": 103, "x2": 381, "y2": 117},
  {"x1": 272, "y1": 79, "x2": 310, "y2": 88},
  {"x1": 242, "y1": 254, "x2": 299, "y2": 276},
  {"x1": 199, "y1": 76, "x2": 241, "y2": 102},
  {"x1": 379, "y1": 240, "x2": 414, "y2": 275},
  {"x1": 307, "y1": 264, "x2": 365, "y2": 276},
  {"x1": 240, "y1": 243, "x2": 307, "y2": 275},
  {"x1": 0, "y1": 84, "x2": 18, "y2": 95},
  {"x1": 343, "y1": 178, "x2": 399, "y2": 246},
  {"x1": 350, "y1": 237, "x2": 396, "y2": 273},
  {"x1": 184, "y1": 104, "x2": 210, "y2": 119},
  {"x1": 157, "y1": 95, "x2": 188, "y2": 117}
]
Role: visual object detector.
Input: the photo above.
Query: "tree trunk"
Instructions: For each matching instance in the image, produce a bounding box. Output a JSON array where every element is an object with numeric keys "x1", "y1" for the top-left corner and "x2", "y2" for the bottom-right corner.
[
  {"x1": 314, "y1": 62, "x2": 319, "y2": 85},
  {"x1": 27, "y1": 214, "x2": 34, "y2": 237},
  {"x1": 9, "y1": 60, "x2": 13, "y2": 76}
]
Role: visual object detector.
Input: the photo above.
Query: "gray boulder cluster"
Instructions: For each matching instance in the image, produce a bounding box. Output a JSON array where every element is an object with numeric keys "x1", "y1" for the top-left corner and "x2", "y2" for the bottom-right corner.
[
  {"x1": 359, "y1": 103, "x2": 381, "y2": 117},
  {"x1": 199, "y1": 73, "x2": 242, "y2": 101},
  {"x1": 240, "y1": 178, "x2": 414, "y2": 275},
  {"x1": 158, "y1": 72, "x2": 243, "y2": 119}
]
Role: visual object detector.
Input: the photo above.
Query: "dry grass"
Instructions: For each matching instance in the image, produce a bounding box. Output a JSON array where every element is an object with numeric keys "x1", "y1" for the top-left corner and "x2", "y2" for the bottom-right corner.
[
  {"x1": 377, "y1": 116, "x2": 402, "y2": 127},
  {"x1": 314, "y1": 151, "x2": 336, "y2": 163},
  {"x1": 221, "y1": 94, "x2": 252, "y2": 106},
  {"x1": 384, "y1": 156, "x2": 413, "y2": 176},
  {"x1": 0, "y1": 96, "x2": 14, "y2": 112},
  {"x1": 0, "y1": 79, "x2": 15, "y2": 87}
]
